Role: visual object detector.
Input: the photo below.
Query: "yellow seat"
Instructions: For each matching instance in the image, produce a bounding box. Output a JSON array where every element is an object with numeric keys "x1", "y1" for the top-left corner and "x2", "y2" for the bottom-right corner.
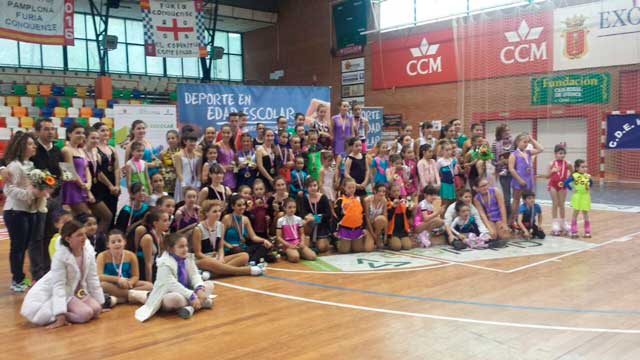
[
  {"x1": 53, "y1": 107, "x2": 67, "y2": 117},
  {"x1": 26, "y1": 85, "x2": 38, "y2": 96},
  {"x1": 20, "y1": 117, "x2": 34, "y2": 128},
  {"x1": 96, "y1": 99, "x2": 107, "y2": 109},
  {"x1": 101, "y1": 117, "x2": 113, "y2": 128},
  {"x1": 76, "y1": 86, "x2": 87, "y2": 97},
  {"x1": 6, "y1": 96, "x2": 19, "y2": 107}
]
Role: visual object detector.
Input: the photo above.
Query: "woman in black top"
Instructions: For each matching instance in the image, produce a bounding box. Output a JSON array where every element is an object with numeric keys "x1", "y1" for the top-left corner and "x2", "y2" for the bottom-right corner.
[
  {"x1": 95, "y1": 122, "x2": 120, "y2": 229},
  {"x1": 343, "y1": 137, "x2": 369, "y2": 197},
  {"x1": 256, "y1": 129, "x2": 277, "y2": 192}
]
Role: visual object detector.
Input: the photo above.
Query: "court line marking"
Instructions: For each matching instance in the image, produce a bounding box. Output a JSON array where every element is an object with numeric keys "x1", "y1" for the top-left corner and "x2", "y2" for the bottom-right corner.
[
  {"x1": 267, "y1": 263, "x2": 453, "y2": 275},
  {"x1": 503, "y1": 231, "x2": 640, "y2": 273},
  {"x1": 384, "y1": 231, "x2": 640, "y2": 274},
  {"x1": 383, "y1": 250, "x2": 509, "y2": 273},
  {"x1": 214, "y1": 280, "x2": 640, "y2": 334},
  {"x1": 261, "y1": 274, "x2": 640, "y2": 316}
]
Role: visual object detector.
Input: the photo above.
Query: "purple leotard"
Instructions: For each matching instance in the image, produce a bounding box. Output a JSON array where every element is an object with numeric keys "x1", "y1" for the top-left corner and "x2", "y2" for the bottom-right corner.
[
  {"x1": 217, "y1": 145, "x2": 236, "y2": 190},
  {"x1": 332, "y1": 114, "x2": 352, "y2": 155},
  {"x1": 475, "y1": 187, "x2": 501, "y2": 222},
  {"x1": 511, "y1": 149, "x2": 533, "y2": 190},
  {"x1": 62, "y1": 156, "x2": 88, "y2": 205}
]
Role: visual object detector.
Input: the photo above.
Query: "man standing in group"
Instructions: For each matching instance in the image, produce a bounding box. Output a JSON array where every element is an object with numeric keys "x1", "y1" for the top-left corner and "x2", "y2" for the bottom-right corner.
[{"x1": 30, "y1": 118, "x2": 63, "y2": 271}]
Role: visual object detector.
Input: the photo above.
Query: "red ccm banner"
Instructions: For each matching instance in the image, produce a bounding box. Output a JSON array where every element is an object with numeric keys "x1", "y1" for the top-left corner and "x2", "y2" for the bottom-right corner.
[
  {"x1": 456, "y1": 11, "x2": 553, "y2": 79},
  {"x1": 371, "y1": 28, "x2": 457, "y2": 89}
]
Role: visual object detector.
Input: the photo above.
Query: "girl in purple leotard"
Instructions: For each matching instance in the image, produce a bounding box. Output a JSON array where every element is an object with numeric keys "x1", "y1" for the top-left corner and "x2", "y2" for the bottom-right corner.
[
  {"x1": 508, "y1": 133, "x2": 543, "y2": 226},
  {"x1": 473, "y1": 178, "x2": 511, "y2": 240},
  {"x1": 61, "y1": 123, "x2": 94, "y2": 216},
  {"x1": 332, "y1": 101, "x2": 352, "y2": 155}
]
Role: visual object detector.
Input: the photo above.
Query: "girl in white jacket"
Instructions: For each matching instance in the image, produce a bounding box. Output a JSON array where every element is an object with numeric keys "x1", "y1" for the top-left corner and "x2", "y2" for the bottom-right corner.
[
  {"x1": 135, "y1": 233, "x2": 214, "y2": 322},
  {"x1": 21, "y1": 220, "x2": 105, "y2": 328}
]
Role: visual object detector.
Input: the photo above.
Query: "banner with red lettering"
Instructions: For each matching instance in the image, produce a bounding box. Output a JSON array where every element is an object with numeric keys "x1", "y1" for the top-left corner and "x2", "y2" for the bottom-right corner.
[
  {"x1": 140, "y1": 0, "x2": 207, "y2": 57},
  {"x1": 455, "y1": 11, "x2": 552, "y2": 80},
  {"x1": 371, "y1": 28, "x2": 457, "y2": 89},
  {"x1": 0, "y1": 0, "x2": 73, "y2": 45}
]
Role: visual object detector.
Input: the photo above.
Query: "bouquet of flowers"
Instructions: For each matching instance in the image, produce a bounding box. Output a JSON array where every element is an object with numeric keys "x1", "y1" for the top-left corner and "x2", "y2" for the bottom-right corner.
[
  {"x1": 28, "y1": 169, "x2": 58, "y2": 190},
  {"x1": 471, "y1": 144, "x2": 494, "y2": 162}
]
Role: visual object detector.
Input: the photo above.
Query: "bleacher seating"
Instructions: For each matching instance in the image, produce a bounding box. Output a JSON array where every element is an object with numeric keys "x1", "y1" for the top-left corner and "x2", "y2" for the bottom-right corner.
[{"x1": 39, "y1": 85, "x2": 51, "y2": 96}]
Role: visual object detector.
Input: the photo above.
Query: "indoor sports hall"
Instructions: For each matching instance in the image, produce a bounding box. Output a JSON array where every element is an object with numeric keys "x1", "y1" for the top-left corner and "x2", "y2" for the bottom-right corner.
[{"x1": 0, "y1": 0, "x2": 639, "y2": 359}]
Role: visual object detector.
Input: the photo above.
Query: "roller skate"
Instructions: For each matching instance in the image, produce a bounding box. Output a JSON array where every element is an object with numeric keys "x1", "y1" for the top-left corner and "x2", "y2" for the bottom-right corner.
[
  {"x1": 569, "y1": 220, "x2": 579, "y2": 239},
  {"x1": 583, "y1": 221, "x2": 592, "y2": 238},
  {"x1": 551, "y1": 219, "x2": 561, "y2": 236}
]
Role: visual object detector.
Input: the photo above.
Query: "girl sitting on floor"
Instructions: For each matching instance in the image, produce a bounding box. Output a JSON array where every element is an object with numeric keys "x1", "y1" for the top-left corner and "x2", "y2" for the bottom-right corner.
[
  {"x1": 96, "y1": 230, "x2": 152, "y2": 306},
  {"x1": 21, "y1": 221, "x2": 105, "y2": 328},
  {"x1": 135, "y1": 233, "x2": 214, "y2": 322}
]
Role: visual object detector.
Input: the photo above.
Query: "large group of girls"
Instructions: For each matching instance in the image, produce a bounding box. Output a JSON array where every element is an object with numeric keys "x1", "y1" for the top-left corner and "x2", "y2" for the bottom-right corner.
[{"x1": 2, "y1": 100, "x2": 593, "y2": 328}]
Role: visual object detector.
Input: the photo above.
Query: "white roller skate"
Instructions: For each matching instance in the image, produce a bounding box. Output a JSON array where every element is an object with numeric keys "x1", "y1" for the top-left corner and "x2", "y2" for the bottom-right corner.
[{"x1": 551, "y1": 219, "x2": 561, "y2": 236}]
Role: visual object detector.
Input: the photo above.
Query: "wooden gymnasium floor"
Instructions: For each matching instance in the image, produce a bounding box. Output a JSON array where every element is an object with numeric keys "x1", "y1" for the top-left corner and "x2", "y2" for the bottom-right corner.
[{"x1": 1, "y1": 202, "x2": 640, "y2": 359}]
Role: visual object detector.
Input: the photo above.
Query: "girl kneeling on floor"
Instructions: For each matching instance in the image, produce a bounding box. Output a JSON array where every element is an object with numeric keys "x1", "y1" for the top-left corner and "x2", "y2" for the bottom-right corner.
[
  {"x1": 96, "y1": 230, "x2": 152, "y2": 307},
  {"x1": 387, "y1": 183, "x2": 413, "y2": 251},
  {"x1": 135, "y1": 233, "x2": 214, "y2": 322},
  {"x1": 276, "y1": 198, "x2": 316, "y2": 263},
  {"x1": 21, "y1": 220, "x2": 105, "y2": 328},
  {"x1": 335, "y1": 178, "x2": 372, "y2": 253}
]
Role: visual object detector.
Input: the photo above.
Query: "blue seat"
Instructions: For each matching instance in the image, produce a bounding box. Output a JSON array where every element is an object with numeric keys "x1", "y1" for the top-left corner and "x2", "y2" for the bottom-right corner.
[
  {"x1": 132, "y1": 89, "x2": 142, "y2": 99},
  {"x1": 46, "y1": 96, "x2": 58, "y2": 108},
  {"x1": 62, "y1": 117, "x2": 75, "y2": 128},
  {"x1": 107, "y1": 99, "x2": 118, "y2": 108},
  {"x1": 51, "y1": 85, "x2": 64, "y2": 96},
  {"x1": 40, "y1": 107, "x2": 53, "y2": 118},
  {"x1": 92, "y1": 108, "x2": 104, "y2": 118}
]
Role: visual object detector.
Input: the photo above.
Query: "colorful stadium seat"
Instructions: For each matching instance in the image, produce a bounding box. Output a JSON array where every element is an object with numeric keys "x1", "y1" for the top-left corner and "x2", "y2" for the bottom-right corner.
[
  {"x1": 92, "y1": 108, "x2": 104, "y2": 118},
  {"x1": 101, "y1": 117, "x2": 113, "y2": 128},
  {"x1": 76, "y1": 86, "x2": 87, "y2": 97},
  {"x1": 80, "y1": 107, "x2": 93, "y2": 117},
  {"x1": 46, "y1": 96, "x2": 58, "y2": 107},
  {"x1": 75, "y1": 117, "x2": 88, "y2": 126},
  {"x1": 26, "y1": 84, "x2": 38, "y2": 96},
  {"x1": 27, "y1": 107, "x2": 39, "y2": 117},
  {"x1": 71, "y1": 98, "x2": 83, "y2": 108},
  {"x1": 53, "y1": 107, "x2": 67, "y2": 117},
  {"x1": 121, "y1": 89, "x2": 132, "y2": 99},
  {"x1": 12, "y1": 84, "x2": 26, "y2": 96},
  {"x1": 67, "y1": 108, "x2": 79, "y2": 117},
  {"x1": 12, "y1": 106, "x2": 27, "y2": 117},
  {"x1": 112, "y1": 89, "x2": 123, "y2": 98},
  {"x1": 62, "y1": 117, "x2": 75, "y2": 128},
  {"x1": 40, "y1": 107, "x2": 53, "y2": 118},
  {"x1": 96, "y1": 99, "x2": 107, "y2": 109},
  {"x1": 132, "y1": 89, "x2": 142, "y2": 99},
  {"x1": 55, "y1": 139, "x2": 65, "y2": 149},
  {"x1": 33, "y1": 96, "x2": 45, "y2": 107},
  {"x1": 170, "y1": 91, "x2": 177, "y2": 101},
  {"x1": 84, "y1": 98, "x2": 95, "y2": 108},
  {"x1": 129, "y1": 100, "x2": 142, "y2": 105},
  {"x1": 89, "y1": 117, "x2": 101, "y2": 126},
  {"x1": 64, "y1": 86, "x2": 76, "y2": 97},
  {"x1": 5, "y1": 117, "x2": 19, "y2": 128},
  {"x1": 49, "y1": 117, "x2": 61, "y2": 127},
  {"x1": 59, "y1": 97, "x2": 71, "y2": 108},
  {"x1": 39, "y1": 85, "x2": 52, "y2": 96},
  {"x1": 107, "y1": 99, "x2": 118, "y2": 108},
  {"x1": 51, "y1": 85, "x2": 64, "y2": 96},
  {"x1": 0, "y1": 84, "x2": 12, "y2": 95},
  {"x1": 6, "y1": 96, "x2": 19, "y2": 107},
  {"x1": 20, "y1": 117, "x2": 34, "y2": 128},
  {"x1": 20, "y1": 96, "x2": 32, "y2": 107},
  {"x1": 0, "y1": 106, "x2": 12, "y2": 117}
]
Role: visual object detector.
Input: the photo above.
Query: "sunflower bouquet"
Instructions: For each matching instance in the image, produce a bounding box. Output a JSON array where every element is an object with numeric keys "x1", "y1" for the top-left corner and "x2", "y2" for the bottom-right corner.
[{"x1": 28, "y1": 169, "x2": 58, "y2": 190}]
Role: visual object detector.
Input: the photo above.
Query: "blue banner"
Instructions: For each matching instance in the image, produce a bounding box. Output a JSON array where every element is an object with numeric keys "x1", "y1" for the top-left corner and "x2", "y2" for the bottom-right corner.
[
  {"x1": 361, "y1": 106, "x2": 383, "y2": 149},
  {"x1": 177, "y1": 83, "x2": 330, "y2": 133},
  {"x1": 606, "y1": 114, "x2": 640, "y2": 149}
]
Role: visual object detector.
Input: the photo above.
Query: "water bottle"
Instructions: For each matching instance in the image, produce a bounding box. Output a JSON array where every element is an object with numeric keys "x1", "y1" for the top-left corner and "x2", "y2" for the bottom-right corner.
[{"x1": 249, "y1": 261, "x2": 256, "y2": 266}]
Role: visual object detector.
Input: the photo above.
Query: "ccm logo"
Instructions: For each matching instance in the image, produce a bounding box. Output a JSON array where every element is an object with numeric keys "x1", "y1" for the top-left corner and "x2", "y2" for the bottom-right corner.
[
  {"x1": 405, "y1": 38, "x2": 443, "y2": 76},
  {"x1": 500, "y1": 20, "x2": 547, "y2": 65}
]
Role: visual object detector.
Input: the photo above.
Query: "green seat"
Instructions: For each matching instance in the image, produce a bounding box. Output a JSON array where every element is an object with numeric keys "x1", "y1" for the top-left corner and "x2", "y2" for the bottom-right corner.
[
  {"x1": 121, "y1": 89, "x2": 132, "y2": 99},
  {"x1": 75, "y1": 117, "x2": 87, "y2": 126},
  {"x1": 142, "y1": 99, "x2": 153, "y2": 104},
  {"x1": 169, "y1": 91, "x2": 177, "y2": 101},
  {"x1": 108, "y1": 138, "x2": 115, "y2": 146},
  {"x1": 63, "y1": 86, "x2": 76, "y2": 97},
  {"x1": 55, "y1": 139, "x2": 65, "y2": 149},
  {"x1": 59, "y1": 97, "x2": 71, "y2": 108},
  {"x1": 13, "y1": 84, "x2": 26, "y2": 95},
  {"x1": 33, "y1": 96, "x2": 45, "y2": 108},
  {"x1": 112, "y1": 89, "x2": 123, "y2": 98}
]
